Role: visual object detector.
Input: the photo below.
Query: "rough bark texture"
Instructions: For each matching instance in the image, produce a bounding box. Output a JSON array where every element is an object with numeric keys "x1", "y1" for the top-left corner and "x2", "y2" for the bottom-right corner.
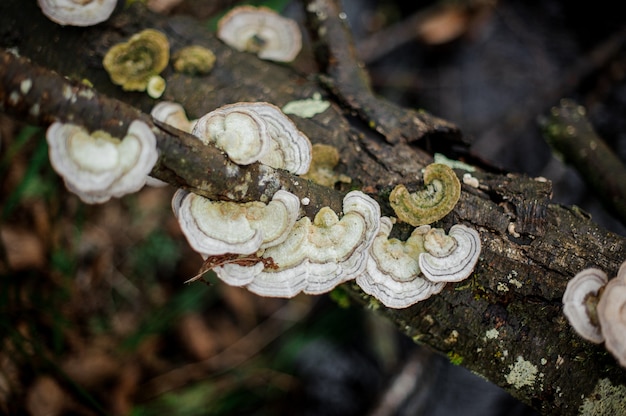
[{"x1": 1, "y1": 1, "x2": 626, "y2": 414}]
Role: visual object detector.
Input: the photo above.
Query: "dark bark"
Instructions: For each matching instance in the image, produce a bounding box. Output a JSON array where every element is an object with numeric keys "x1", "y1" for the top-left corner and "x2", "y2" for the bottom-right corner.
[{"x1": 1, "y1": 1, "x2": 626, "y2": 414}]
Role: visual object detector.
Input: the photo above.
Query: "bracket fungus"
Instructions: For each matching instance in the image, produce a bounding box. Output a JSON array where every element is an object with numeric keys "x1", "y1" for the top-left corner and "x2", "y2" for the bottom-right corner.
[
  {"x1": 37, "y1": 0, "x2": 116, "y2": 26},
  {"x1": 302, "y1": 143, "x2": 352, "y2": 187},
  {"x1": 151, "y1": 101, "x2": 196, "y2": 133},
  {"x1": 173, "y1": 45, "x2": 216, "y2": 75},
  {"x1": 217, "y1": 6, "x2": 302, "y2": 62},
  {"x1": 192, "y1": 105, "x2": 270, "y2": 165},
  {"x1": 597, "y1": 262, "x2": 626, "y2": 366},
  {"x1": 562, "y1": 267, "x2": 608, "y2": 344},
  {"x1": 418, "y1": 224, "x2": 481, "y2": 283},
  {"x1": 215, "y1": 191, "x2": 381, "y2": 298},
  {"x1": 146, "y1": 75, "x2": 166, "y2": 99},
  {"x1": 103, "y1": 29, "x2": 170, "y2": 93},
  {"x1": 356, "y1": 221, "x2": 480, "y2": 308},
  {"x1": 172, "y1": 189, "x2": 301, "y2": 257},
  {"x1": 243, "y1": 102, "x2": 312, "y2": 175},
  {"x1": 192, "y1": 102, "x2": 312, "y2": 174},
  {"x1": 389, "y1": 163, "x2": 461, "y2": 226},
  {"x1": 46, "y1": 120, "x2": 158, "y2": 204},
  {"x1": 356, "y1": 218, "x2": 446, "y2": 309}
]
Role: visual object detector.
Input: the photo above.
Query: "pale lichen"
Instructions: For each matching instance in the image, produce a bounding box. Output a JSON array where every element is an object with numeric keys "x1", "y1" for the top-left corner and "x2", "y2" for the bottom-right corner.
[
  {"x1": 579, "y1": 378, "x2": 626, "y2": 416},
  {"x1": 505, "y1": 356, "x2": 538, "y2": 389},
  {"x1": 485, "y1": 328, "x2": 499, "y2": 340},
  {"x1": 444, "y1": 329, "x2": 459, "y2": 346},
  {"x1": 434, "y1": 152, "x2": 475, "y2": 172},
  {"x1": 282, "y1": 93, "x2": 331, "y2": 118}
]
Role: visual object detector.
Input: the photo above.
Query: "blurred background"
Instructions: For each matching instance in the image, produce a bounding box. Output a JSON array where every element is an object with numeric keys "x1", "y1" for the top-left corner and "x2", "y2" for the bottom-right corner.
[{"x1": 2, "y1": 0, "x2": 626, "y2": 414}]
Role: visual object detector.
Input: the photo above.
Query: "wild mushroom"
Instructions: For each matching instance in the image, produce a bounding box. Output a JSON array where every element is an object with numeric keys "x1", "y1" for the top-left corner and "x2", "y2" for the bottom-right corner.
[
  {"x1": 173, "y1": 45, "x2": 216, "y2": 76},
  {"x1": 597, "y1": 262, "x2": 626, "y2": 366},
  {"x1": 172, "y1": 189, "x2": 301, "y2": 257},
  {"x1": 217, "y1": 6, "x2": 302, "y2": 62},
  {"x1": 37, "y1": 0, "x2": 116, "y2": 26},
  {"x1": 241, "y1": 102, "x2": 312, "y2": 175},
  {"x1": 46, "y1": 120, "x2": 158, "y2": 204},
  {"x1": 192, "y1": 102, "x2": 312, "y2": 174},
  {"x1": 192, "y1": 105, "x2": 270, "y2": 165},
  {"x1": 562, "y1": 267, "x2": 608, "y2": 344},
  {"x1": 103, "y1": 29, "x2": 170, "y2": 93},
  {"x1": 389, "y1": 163, "x2": 461, "y2": 226},
  {"x1": 215, "y1": 191, "x2": 381, "y2": 297},
  {"x1": 418, "y1": 224, "x2": 481, "y2": 283},
  {"x1": 356, "y1": 217, "x2": 445, "y2": 309},
  {"x1": 146, "y1": 75, "x2": 166, "y2": 99},
  {"x1": 150, "y1": 101, "x2": 196, "y2": 133}
]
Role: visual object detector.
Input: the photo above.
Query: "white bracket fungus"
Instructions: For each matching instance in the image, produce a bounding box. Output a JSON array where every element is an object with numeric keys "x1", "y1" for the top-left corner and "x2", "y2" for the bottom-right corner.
[
  {"x1": 192, "y1": 102, "x2": 312, "y2": 174},
  {"x1": 215, "y1": 191, "x2": 380, "y2": 298},
  {"x1": 217, "y1": 6, "x2": 302, "y2": 62},
  {"x1": 356, "y1": 217, "x2": 446, "y2": 309},
  {"x1": 356, "y1": 221, "x2": 480, "y2": 308},
  {"x1": 562, "y1": 267, "x2": 608, "y2": 344},
  {"x1": 418, "y1": 224, "x2": 481, "y2": 283},
  {"x1": 243, "y1": 102, "x2": 312, "y2": 175},
  {"x1": 150, "y1": 101, "x2": 196, "y2": 133},
  {"x1": 46, "y1": 120, "x2": 158, "y2": 204},
  {"x1": 192, "y1": 105, "x2": 270, "y2": 165},
  {"x1": 563, "y1": 261, "x2": 626, "y2": 367},
  {"x1": 172, "y1": 189, "x2": 301, "y2": 257},
  {"x1": 38, "y1": 0, "x2": 116, "y2": 27},
  {"x1": 597, "y1": 261, "x2": 626, "y2": 366}
]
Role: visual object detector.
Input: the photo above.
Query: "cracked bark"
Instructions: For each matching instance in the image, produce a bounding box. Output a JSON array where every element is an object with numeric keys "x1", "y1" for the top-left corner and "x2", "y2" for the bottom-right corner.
[{"x1": 1, "y1": 1, "x2": 626, "y2": 414}]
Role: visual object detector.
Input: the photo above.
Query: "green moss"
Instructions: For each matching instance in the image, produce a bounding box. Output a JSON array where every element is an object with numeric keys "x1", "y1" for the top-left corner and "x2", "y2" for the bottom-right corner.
[
  {"x1": 329, "y1": 287, "x2": 351, "y2": 309},
  {"x1": 448, "y1": 351, "x2": 464, "y2": 365}
]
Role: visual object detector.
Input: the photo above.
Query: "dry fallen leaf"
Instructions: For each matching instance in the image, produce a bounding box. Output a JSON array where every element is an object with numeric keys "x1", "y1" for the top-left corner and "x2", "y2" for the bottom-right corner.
[{"x1": 0, "y1": 226, "x2": 46, "y2": 271}]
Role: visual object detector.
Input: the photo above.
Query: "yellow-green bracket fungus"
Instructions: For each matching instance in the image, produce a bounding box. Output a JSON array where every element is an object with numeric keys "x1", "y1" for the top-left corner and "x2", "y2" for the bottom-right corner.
[
  {"x1": 103, "y1": 28, "x2": 170, "y2": 94},
  {"x1": 173, "y1": 45, "x2": 216, "y2": 76},
  {"x1": 389, "y1": 163, "x2": 461, "y2": 226}
]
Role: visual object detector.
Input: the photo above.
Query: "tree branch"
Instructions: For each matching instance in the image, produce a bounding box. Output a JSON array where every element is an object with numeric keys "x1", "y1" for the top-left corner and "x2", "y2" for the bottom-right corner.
[
  {"x1": 303, "y1": 0, "x2": 463, "y2": 149},
  {"x1": 1, "y1": 1, "x2": 626, "y2": 414},
  {"x1": 0, "y1": 50, "x2": 343, "y2": 217},
  {"x1": 540, "y1": 99, "x2": 626, "y2": 226}
]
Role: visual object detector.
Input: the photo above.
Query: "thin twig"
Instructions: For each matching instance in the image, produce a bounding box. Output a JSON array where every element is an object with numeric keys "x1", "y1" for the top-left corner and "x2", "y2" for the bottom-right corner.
[
  {"x1": 540, "y1": 99, "x2": 626, "y2": 225},
  {"x1": 303, "y1": 0, "x2": 461, "y2": 146}
]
